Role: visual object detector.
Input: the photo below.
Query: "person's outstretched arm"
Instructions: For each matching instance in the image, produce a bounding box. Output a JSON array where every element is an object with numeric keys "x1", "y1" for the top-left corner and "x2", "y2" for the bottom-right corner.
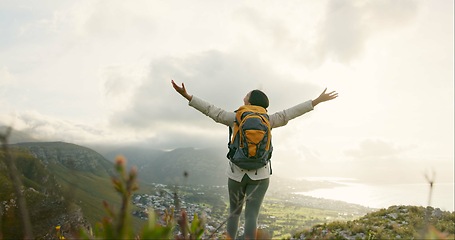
[
  {"x1": 171, "y1": 80, "x2": 193, "y2": 101},
  {"x1": 312, "y1": 88, "x2": 338, "y2": 107},
  {"x1": 171, "y1": 80, "x2": 235, "y2": 126},
  {"x1": 270, "y1": 88, "x2": 338, "y2": 128}
]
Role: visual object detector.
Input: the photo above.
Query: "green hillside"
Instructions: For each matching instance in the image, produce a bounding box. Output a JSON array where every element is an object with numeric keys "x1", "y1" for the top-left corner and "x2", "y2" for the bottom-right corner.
[
  {"x1": 6, "y1": 142, "x2": 155, "y2": 231},
  {"x1": 0, "y1": 148, "x2": 89, "y2": 239}
]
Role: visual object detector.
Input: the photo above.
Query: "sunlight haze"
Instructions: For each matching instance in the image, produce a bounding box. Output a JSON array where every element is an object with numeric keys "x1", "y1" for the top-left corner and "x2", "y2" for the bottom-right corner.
[{"x1": 1, "y1": 0, "x2": 453, "y2": 190}]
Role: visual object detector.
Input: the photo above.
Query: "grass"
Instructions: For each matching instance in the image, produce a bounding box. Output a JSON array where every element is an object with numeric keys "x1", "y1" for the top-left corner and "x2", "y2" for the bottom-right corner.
[{"x1": 260, "y1": 198, "x2": 345, "y2": 238}]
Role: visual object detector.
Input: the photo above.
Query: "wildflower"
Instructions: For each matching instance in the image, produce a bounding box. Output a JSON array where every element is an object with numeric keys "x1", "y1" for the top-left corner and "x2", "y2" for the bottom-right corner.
[
  {"x1": 115, "y1": 155, "x2": 126, "y2": 166},
  {"x1": 55, "y1": 225, "x2": 65, "y2": 239},
  {"x1": 115, "y1": 155, "x2": 127, "y2": 173}
]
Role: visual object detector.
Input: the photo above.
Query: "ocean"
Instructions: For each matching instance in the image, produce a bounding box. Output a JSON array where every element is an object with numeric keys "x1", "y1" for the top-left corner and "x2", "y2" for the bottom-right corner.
[{"x1": 296, "y1": 178, "x2": 454, "y2": 212}]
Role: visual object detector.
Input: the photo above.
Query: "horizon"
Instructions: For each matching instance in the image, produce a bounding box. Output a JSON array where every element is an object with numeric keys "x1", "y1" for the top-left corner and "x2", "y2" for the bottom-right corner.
[
  {"x1": 5, "y1": 131, "x2": 454, "y2": 186},
  {"x1": 3, "y1": 131, "x2": 454, "y2": 212}
]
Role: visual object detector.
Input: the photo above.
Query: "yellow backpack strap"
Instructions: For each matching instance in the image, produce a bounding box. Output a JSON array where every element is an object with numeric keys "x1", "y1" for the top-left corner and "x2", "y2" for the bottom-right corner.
[
  {"x1": 230, "y1": 123, "x2": 239, "y2": 144},
  {"x1": 230, "y1": 106, "x2": 243, "y2": 144}
]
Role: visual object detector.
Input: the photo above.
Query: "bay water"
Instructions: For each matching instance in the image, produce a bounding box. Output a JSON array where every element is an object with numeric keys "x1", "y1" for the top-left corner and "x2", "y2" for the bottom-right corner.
[{"x1": 296, "y1": 178, "x2": 454, "y2": 212}]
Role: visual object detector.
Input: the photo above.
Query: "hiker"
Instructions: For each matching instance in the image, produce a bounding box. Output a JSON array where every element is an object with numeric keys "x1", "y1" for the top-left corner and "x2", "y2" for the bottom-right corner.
[{"x1": 171, "y1": 80, "x2": 338, "y2": 239}]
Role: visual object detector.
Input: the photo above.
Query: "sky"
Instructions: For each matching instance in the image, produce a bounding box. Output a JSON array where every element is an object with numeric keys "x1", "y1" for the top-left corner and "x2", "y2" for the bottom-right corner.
[{"x1": 1, "y1": 1, "x2": 453, "y2": 186}]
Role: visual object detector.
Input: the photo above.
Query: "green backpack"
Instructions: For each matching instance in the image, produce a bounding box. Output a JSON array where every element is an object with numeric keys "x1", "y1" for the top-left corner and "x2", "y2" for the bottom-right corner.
[{"x1": 227, "y1": 105, "x2": 273, "y2": 172}]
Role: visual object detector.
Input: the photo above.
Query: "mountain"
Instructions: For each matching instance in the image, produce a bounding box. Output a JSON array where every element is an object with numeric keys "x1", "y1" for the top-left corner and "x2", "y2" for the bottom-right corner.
[
  {"x1": 13, "y1": 141, "x2": 113, "y2": 174},
  {"x1": 93, "y1": 144, "x2": 166, "y2": 169},
  {"x1": 10, "y1": 140, "x2": 340, "y2": 192},
  {"x1": 95, "y1": 145, "x2": 229, "y2": 186},
  {"x1": 140, "y1": 147, "x2": 229, "y2": 186},
  {"x1": 93, "y1": 145, "x2": 341, "y2": 192}
]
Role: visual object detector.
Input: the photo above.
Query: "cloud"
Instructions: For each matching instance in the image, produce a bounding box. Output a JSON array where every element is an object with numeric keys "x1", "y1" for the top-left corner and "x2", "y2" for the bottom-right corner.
[
  {"x1": 229, "y1": 1, "x2": 420, "y2": 68},
  {"x1": 105, "y1": 49, "x2": 320, "y2": 148},
  {"x1": 81, "y1": 0, "x2": 157, "y2": 39},
  {"x1": 233, "y1": 6, "x2": 294, "y2": 51},
  {"x1": 110, "y1": 50, "x2": 317, "y2": 127},
  {"x1": 305, "y1": 0, "x2": 420, "y2": 65},
  {"x1": 100, "y1": 64, "x2": 146, "y2": 112},
  {"x1": 0, "y1": 111, "x2": 110, "y2": 144},
  {"x1": 0, "y1": 66, "x2": 13, "y2": 85},
  {"x1": 314, "y1": 1, "x2": 367, "y2": 63},
  {"x1": 344, "y1": 138, "x2": 413, "y2": 160},
  {"x1": 361, "y1": 0, "x2": 420, "y2": 30}
]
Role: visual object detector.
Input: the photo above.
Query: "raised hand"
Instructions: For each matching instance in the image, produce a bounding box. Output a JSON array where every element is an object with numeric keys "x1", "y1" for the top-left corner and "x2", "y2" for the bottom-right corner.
[
  {"x1": 171, "y1": 80, "x2": 193, "y2": 101},
  {"x1": 312, "y1": 88, "x2": 338, "y2": 107}
]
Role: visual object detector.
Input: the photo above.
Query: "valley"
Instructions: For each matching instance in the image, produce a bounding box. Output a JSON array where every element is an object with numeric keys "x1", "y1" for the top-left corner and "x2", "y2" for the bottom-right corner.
[{"x1": 131, "y1": 182, "x2": 372, "y2": 239}]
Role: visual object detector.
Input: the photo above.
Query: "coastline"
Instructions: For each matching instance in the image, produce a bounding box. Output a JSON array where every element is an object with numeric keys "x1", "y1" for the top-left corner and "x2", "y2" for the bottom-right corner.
[{"x1": 295, "y1": 178, "x2": 454, "y2": 212}]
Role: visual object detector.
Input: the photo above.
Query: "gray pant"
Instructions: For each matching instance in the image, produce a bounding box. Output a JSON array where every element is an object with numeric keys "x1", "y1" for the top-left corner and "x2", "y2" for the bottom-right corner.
[{"x1": 227, "y1": 175, "x2": 269, "y2": 239}]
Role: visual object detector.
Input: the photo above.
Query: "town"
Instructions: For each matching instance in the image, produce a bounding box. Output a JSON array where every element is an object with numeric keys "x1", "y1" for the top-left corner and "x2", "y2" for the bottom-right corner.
[
  {"x1": 132, "y1": 183, "x2": 231, "y2": 238},
  {"x1": 131, "y1": 182, "x2": 373, "y2": 238}
]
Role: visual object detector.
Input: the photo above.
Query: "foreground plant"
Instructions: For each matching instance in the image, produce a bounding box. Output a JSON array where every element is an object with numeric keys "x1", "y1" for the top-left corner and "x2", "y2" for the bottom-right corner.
[
  {"x1": 79, "y1": 155, "x2": 137, "y2": 239},
  {"x1": 176, "y1": 210, "x2": 205, "y2": 240},
  {"x1": 0, "y1": 127, "x2": 33, "y2": 239},
  {"x1": 79, "y1": 155, "x2": 208, "y2": 239}
]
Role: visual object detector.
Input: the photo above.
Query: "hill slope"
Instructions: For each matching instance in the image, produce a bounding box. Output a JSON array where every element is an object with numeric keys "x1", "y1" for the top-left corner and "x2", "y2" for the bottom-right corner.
[
  {"x1": 0, "y1": 148, "x2": 89, "y2": 239},
  {"x1": 9, "y1": 142, "x2": 127, "y2": 226}
]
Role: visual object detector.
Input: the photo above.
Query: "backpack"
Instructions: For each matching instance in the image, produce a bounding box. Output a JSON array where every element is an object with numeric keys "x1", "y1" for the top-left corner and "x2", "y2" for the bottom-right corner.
[{"x1": 227, "y1": 105, "x2": 273, "y2": 172}]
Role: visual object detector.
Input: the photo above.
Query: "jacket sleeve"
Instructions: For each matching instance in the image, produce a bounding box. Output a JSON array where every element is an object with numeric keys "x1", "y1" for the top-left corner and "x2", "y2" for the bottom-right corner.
[
  {"x1": 188, "y1": 96, "x2": 236, "y2": 127},
  {"x1": 269, "y1": 100, "x2": 314, "y2": 128}
]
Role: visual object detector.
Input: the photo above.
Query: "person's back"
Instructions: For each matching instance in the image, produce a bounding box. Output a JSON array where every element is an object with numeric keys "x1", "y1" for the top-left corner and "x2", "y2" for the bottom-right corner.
[{"x1": 227, "y1": 104, "x2": 272, "y2": 172}]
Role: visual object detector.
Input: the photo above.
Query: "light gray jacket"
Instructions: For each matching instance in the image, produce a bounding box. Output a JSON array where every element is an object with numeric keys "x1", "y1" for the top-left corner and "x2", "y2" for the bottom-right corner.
[{"x1": 189, "y1": 96, "x2": 314, "y2": 182}]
